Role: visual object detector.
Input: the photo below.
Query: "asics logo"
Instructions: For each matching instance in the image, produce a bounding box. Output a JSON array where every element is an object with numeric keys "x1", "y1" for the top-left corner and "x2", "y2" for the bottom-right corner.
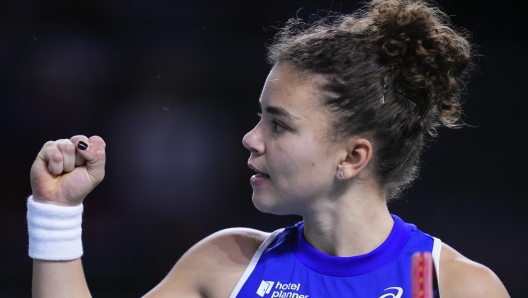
[{"x1": 379, "y1": 287, "x2": 403, "y2": 298}]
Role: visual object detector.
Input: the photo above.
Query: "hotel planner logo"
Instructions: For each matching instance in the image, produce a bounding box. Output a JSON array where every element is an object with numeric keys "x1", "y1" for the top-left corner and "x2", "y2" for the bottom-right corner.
[{"x1": 256, "y1": 280, "x2": 309, "y2": 297}]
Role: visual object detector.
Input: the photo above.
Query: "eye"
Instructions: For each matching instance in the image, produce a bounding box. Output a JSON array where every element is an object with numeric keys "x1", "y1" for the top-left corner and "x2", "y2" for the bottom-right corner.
[
  {"x1": 272, "y1": 119, "x2": 287, "y2": 133},
  {"x1": 257, "y1": 112, "x2": 288, "y2": 133}
]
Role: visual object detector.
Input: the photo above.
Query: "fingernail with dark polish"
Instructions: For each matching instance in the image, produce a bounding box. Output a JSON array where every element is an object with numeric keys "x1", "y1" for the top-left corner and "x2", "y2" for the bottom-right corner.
[{"x1": 78, "y1": 141, "x2": 88, "y2": 151}]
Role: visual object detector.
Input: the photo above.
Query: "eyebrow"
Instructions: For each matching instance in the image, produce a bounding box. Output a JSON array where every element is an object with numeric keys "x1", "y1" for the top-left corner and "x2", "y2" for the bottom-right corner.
[{"x1": 264, "y1": 106, "x2": 300, "y2": 120}]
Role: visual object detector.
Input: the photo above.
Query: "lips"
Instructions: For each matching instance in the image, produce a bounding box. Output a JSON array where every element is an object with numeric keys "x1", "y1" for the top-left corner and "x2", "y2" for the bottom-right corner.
[
  {"x1": 248, "y1": 163, "x2": 269, "y2": 177},
  {"x1": 248, "y1": 163, "x2": 270, "y2": 186},
  {"x1": 255, "y1": 172, "x2": 270, "y2": 178}
]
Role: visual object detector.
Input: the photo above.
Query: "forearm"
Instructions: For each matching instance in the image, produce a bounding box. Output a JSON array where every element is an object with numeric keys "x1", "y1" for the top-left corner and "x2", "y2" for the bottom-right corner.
[
  {"x1": 28, "y1": 136, "x2": 105, "y2": 298},
  {"x1": 33, "y1": 259, "x2": 91, "y2": 298}
]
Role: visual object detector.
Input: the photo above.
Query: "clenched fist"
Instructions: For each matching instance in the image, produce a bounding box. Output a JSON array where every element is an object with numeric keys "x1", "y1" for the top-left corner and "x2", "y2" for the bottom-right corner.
[{"x1": 30, "y1": 135, "x2": 106, "y2": 206}]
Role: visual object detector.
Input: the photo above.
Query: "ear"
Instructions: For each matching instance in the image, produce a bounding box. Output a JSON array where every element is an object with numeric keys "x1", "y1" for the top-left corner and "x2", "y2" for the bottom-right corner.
[{"x1": 336, "y1": 138, "x2": 373, "y2": 180}]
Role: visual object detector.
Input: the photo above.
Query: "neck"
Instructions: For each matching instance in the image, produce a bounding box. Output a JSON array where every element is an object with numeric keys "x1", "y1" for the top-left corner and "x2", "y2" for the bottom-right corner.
[{"x1": 301, "y1": 185, "x2": 394, "y2": 257}]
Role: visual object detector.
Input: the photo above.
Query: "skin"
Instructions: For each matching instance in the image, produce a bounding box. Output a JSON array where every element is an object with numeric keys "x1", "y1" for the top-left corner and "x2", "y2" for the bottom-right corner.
[{"x1": 30, "y1": 63, "x2": 509, "y2": 298}]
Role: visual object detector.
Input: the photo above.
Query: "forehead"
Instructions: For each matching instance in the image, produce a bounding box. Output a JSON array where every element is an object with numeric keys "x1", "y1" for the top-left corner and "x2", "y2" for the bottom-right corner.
[{"x1": 260, "y1": 63, "x2": 327, "y2": 117}]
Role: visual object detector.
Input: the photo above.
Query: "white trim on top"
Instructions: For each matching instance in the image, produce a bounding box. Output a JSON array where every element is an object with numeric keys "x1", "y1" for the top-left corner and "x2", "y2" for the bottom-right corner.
[
  {"x1": 432, "y1": 237, "x2": 442, "y2": 285},
  {"x1": 228, "y1": 228, "x2": 284, "y2": 298}
]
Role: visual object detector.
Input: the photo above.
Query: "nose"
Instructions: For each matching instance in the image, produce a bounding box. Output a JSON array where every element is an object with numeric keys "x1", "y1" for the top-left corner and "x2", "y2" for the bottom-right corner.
[{"x1": 242, "y1": 125, "x2": 264, "y2": 155}]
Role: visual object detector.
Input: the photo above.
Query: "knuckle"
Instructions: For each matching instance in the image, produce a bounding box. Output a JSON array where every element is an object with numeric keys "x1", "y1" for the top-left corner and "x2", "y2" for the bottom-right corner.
[
  {"x1": 43, "y1": 140, "x2": 56, "y2": 148},
  {"x1": 70, "y1": 135, "x2": 88, "y2": 143},
  {"x1": 89, "y1": 136, "x2": 106, "y2": 148},
  {"x1": 50, "y1": 152, "x2": 63, "y2": 162},
  {"x1": 95, "y1": 148, "x2": 106, "y2": 158},
  {"x1": 71, "y1": 134, "x2": 87, "y2": 139},
  {"x1": 63, "y1": 143, "x2": 76, "y2": 154}
]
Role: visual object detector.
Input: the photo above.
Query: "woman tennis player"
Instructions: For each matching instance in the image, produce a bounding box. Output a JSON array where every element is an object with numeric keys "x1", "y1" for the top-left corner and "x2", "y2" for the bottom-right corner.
[{"x1": 28, "y1": 0, "x2": 509, "y2": 297}]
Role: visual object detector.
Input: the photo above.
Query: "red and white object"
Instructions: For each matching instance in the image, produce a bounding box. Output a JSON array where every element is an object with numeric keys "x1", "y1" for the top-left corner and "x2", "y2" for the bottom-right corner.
[{"x1": 412, "y1": 252, "x2": 433, "y2": 298}]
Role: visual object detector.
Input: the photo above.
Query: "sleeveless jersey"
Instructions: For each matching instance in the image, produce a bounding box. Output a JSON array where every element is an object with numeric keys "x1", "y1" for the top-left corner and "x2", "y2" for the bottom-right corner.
[{"x1": 229, "y1": 215, "x2": 441, "y2": 298}]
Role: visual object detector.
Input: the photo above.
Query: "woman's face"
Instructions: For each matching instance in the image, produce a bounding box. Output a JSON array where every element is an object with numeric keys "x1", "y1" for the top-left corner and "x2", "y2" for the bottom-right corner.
[{"x1": 242, "y1": 63, "x2": 344, "y2": 215}]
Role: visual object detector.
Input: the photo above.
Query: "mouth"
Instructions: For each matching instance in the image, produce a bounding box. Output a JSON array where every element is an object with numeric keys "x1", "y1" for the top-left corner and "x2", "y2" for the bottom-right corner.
[
  {"x1": 255, "y1": 172, "x2": 270, "y2": 178},
  {"x1": 248, "y1": 163, "x2": 270, "y2": 178}
]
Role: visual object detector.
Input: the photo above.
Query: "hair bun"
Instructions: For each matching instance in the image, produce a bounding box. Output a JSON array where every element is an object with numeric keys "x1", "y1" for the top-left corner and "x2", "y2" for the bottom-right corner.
[{"x1": 371, "y1": 0, "x2": 471, "y2": 128}]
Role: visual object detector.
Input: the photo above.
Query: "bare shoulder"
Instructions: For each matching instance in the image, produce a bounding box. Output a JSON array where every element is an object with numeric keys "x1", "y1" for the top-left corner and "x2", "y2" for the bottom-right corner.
[
  {"x1": 143, "y1": 227, "x2": 270, "y2": 298},
  {"x1": 439, "y1": 243, "x2": 510, "y2": 298}
]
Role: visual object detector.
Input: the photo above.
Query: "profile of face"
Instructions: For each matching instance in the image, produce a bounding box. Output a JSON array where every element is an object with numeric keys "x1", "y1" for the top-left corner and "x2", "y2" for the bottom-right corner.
[{"x1": 242, "y1": 63, "x2": 347, "y2": 216}]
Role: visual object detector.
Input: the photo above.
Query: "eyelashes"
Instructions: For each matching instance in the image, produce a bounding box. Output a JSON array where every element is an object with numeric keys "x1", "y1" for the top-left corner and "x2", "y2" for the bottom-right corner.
[
  {"x1": 257, "y1": 112, "x2": 288, "y2": 133},
  {"x1": 272, "y1": 119, "x2": 287, "y2": 133}
]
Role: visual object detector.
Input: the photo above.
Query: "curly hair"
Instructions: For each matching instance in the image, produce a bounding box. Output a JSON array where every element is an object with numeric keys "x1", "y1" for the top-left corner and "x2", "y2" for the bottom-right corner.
[{"x1": 267, "y1": 0, "x2": 472, "y2": 199}]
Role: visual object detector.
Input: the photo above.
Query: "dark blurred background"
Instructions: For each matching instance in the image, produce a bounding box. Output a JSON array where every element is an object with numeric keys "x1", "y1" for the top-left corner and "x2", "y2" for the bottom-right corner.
[{"x1": 0, "y1": 0, "x2": 526, "y2": 297}]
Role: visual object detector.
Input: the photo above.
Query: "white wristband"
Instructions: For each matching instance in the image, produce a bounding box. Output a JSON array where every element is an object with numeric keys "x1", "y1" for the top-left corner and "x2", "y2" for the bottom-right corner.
[{"x1": 27, "y1": 195, "x2": 84, "y2": 261}]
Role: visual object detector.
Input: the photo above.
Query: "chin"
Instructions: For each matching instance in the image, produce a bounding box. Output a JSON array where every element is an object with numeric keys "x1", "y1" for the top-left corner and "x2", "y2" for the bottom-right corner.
[{"x1": 252, "y1": 193, "x2": 297, "y2": 216}]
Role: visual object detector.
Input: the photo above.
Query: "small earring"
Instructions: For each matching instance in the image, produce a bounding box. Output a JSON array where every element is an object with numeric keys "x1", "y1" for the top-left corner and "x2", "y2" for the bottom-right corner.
[{"x1": 338, "y1": 171, "x2": 344, "y2": 178}]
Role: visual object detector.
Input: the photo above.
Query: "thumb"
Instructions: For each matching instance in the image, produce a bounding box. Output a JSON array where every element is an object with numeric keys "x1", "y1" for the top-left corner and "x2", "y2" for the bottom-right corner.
[{"x1": 71, "y1": 135, "x2": 106, "y2": 184}]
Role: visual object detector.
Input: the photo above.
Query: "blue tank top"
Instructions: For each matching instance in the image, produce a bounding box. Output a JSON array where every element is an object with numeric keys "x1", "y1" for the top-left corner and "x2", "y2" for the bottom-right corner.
[{"x1": 229, "y1": 215, "x2": 441, "y2": 298}]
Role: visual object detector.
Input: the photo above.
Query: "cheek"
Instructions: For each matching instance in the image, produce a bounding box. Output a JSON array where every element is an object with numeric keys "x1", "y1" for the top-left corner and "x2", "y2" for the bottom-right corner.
[
  {"x1": 268, "y1": 145, "x2": 298, "y2": 177},
  {"x1": 273, "y1": 140, "x2": 334, "y2": 183}
]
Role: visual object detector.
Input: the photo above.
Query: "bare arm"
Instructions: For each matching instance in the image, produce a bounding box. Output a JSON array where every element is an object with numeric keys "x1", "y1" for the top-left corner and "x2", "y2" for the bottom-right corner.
[
  {"x1": 29, "y1": 135, "x2": 266, "y2": 298},
  {"x1": 143, "y1": 228, "x2": 268, "y2": 298},
  {"x1": 29, "y1": 135, "x2": 106, "y2": 298},
  {"x1": 32, "y1": 259, "x2": 91, "y2": 298},
  {"x1": 439, "y1": 243, "x2": 510, "y2": 298}
]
